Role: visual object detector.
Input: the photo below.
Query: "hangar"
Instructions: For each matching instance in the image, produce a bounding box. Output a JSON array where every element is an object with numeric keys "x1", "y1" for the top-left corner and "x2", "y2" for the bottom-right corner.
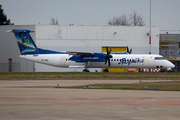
[{"x1": 0, "y1": 25, "x2": 159, "y2": 72}]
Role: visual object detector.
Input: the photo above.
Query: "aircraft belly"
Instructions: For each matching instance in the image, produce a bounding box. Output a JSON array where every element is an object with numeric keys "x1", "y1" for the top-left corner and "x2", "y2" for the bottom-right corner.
[
  {"x1": 68, "y1": 62, "x2": 85, "y2": 68},
  {"x1": 83, "y1": 62, "x2": 152, "y2": 68},
  {"x1": 86, "y1": 62, "x2": 105, "y2": 68}
]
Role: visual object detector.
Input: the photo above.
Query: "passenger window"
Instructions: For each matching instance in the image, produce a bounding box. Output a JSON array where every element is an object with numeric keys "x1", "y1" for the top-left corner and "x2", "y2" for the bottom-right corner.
[
  {"x1": 114, "y1": 59, "x2": 116, "y2": 61},
  {"x1": 160, "y1": 66, "x2": 163, "y2": 68},
  {"x1": 156, "y1": 66, "x2": 159, "y2": 68},
  {"x1": 111, "y1": 59, "x2": 113, "y2": 61}
]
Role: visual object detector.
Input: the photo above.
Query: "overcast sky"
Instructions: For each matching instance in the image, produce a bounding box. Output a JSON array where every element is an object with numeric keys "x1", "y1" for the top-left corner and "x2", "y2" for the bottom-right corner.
[{"x1": 1, "y1": 0, "x2": 180, "y2": 30}]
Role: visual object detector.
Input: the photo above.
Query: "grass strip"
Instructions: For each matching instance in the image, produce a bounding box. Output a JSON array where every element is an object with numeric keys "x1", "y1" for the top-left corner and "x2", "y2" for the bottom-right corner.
[
  {"x1": 68, "y1": 81, "x2": 180, "y2": 91},
  {"x1": 0, "y1": 72, "x2": 180, "y2": 80}
]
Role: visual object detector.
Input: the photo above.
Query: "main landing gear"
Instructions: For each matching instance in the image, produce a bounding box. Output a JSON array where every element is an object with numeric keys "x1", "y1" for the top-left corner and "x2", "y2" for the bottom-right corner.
[
  {"x1": 83, "y1": 69, "x2": 90, "y2": 72},
  {"x1": 83, "y1": 61, "x2": 90, "y2": 72},
  {"x1": 103, "y1": 69, "x2": 109, "y2": 72}
]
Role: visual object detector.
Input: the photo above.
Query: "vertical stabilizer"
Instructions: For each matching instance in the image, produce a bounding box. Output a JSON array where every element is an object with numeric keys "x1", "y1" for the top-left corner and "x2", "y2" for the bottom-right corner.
[{"x1": 10, "y1": 29, "x2": 39, "y2": 55}]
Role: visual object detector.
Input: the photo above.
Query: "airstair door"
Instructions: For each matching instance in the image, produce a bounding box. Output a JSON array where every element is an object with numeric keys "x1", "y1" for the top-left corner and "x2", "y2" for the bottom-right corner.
[{"x1": 60, "y1": 56, "x2": 66, "y2": 66}]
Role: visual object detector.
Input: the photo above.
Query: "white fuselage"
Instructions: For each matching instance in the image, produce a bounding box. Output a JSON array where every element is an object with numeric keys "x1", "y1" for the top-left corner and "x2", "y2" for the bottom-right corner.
[{"x1": 20, "y1": 54, "x2": 175, "y2": 69}]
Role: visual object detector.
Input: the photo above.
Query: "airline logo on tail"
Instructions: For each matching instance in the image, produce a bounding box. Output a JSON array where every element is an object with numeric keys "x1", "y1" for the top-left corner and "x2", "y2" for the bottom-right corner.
[{"x1": 11, "y1": 29, "x2": 37, "y2": 55}]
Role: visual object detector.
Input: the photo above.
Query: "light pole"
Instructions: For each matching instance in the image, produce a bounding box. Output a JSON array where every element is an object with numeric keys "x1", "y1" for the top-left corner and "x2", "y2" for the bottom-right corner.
[
  {"x1": 149, "y1": 0, "x2": 151, "y2": 54},
  {"x1": 149, "y1": 0, "x2": 152, "y2": 73}
]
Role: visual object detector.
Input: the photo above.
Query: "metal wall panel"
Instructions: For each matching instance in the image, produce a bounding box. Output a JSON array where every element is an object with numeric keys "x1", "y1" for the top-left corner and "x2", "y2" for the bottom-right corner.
[
  {"x1": 35, "y1": 25, "x2": 159, "y2": 72},
  {"x1": 36, "y1": 25, "x2": 159, "y2": 52}
]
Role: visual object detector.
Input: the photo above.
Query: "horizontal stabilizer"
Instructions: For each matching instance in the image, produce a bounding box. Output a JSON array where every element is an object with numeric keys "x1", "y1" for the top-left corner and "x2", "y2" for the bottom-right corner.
[
  {"x1": 6, "y1": 30, "x2": 12, "y2": 32},
  {"x1": 7, "y1": 29, "x2": 34, "y2": 33}
]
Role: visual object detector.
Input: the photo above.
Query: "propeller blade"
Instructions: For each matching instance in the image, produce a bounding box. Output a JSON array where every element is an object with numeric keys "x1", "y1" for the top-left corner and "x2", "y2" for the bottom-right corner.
[
  {"x1": 108, "y1": 48, "x2": 112, "y2": 55},
  {"x1": 105, "y1": 59, "x2": 107, "y2": 65},
  {"x1": 104, "y1": 46, "x2": 112, "y2": 67},
  {"x1": 127, "y1": 47, "x2": 132, "y2": 54},
  {"x1": 127, "y1": 47, "x2": 129, "y2": 54},
  {"x1": 106, "y1": 46, "x2": 108, "y2": 54},
  {"x1": 129, "y1": 48, "x2": 132, "y2": 54},
  {"x1": 108, "y1": 59, "x2": 110, "y2": 66}
]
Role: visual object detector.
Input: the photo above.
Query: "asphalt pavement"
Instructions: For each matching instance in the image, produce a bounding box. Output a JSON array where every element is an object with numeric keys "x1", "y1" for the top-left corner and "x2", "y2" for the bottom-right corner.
[{"x1": 0, "y1": 80, "x2": 180, "y2": 120}]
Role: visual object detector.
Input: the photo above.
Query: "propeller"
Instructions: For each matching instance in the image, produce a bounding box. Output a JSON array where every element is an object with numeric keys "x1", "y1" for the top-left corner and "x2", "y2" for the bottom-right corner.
[
  {"x1": 127, "y1": 47, "x2": 132, "y2": 54},
  {"x1": 104, "y1": 46, "x2": 113, "y2": 67}
]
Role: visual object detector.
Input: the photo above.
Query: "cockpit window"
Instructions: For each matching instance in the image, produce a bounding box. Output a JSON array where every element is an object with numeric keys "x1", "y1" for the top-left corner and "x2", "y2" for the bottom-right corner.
[{"x1": 155, "y1": 57, "x2": 165, "y2": 60}]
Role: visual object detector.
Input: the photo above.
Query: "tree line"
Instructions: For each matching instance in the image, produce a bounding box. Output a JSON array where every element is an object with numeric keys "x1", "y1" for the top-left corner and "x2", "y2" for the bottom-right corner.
[
  {"x1": 108, "y1": 11, "x2": 145, "y2": 26},
  {"x1": 50, "y1": 11, "x2": 145, "y2": 26},
  {"x1": 0, "y1": 5, "x2": 13, "y2": 25}
]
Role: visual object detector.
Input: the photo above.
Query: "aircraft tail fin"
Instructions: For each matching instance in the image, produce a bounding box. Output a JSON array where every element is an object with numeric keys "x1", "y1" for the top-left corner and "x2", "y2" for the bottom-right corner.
[{"x1": 9, "y1": 29, "x2": 39, "y2": 55}]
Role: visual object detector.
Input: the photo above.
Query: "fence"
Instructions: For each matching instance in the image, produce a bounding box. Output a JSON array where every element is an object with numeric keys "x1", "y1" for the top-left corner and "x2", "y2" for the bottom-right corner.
[{"x1": 0, "y1": 62, "x2": 20, "y2": 72}]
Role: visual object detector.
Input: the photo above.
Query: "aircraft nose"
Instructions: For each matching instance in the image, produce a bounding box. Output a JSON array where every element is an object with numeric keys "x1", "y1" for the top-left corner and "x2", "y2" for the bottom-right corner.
[
  {"x1": 169, "y1": 62, "x2": 175, "y2": 68},
  {"x1": 171, "y1": 63, "x2": 175, "y2": 68},
  {"x1": 166, "y1": 60, "x2": 175, "y2": 68}
]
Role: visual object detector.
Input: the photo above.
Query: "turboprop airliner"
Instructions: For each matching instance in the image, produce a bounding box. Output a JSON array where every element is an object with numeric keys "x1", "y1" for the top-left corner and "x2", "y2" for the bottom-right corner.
[{"x1": 9, "y1": 29, "x2": 175, "y2": 72}]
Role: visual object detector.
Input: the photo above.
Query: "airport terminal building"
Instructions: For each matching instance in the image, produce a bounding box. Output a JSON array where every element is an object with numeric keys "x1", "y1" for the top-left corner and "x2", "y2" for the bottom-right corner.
[{"x1": 0, "y1": 25, "x2": 159, "y2": 72}]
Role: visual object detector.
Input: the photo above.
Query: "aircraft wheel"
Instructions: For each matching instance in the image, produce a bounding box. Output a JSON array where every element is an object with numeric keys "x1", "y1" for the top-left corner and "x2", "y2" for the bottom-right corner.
[
  {"x1": 103, "y1": 69, "x2": 109, "y2": 72},
  {"x1": 83, "y1": 69, "x2": 90, "y2": 72}
]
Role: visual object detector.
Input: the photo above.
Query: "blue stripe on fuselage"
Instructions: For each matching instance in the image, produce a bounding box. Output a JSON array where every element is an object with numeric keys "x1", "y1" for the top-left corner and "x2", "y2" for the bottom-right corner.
[{"x1": 69, "y1": 53, "x2": 106, "y2": 62}]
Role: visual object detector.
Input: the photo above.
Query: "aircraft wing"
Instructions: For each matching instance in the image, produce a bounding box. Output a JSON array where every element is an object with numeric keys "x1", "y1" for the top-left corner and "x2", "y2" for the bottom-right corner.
[
  {"x1": 67, "y1": 51, "x2": 94, "y2": 56},
  {"x1": 69, "y1": 65, "x2": 85, "y2": 68}
]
